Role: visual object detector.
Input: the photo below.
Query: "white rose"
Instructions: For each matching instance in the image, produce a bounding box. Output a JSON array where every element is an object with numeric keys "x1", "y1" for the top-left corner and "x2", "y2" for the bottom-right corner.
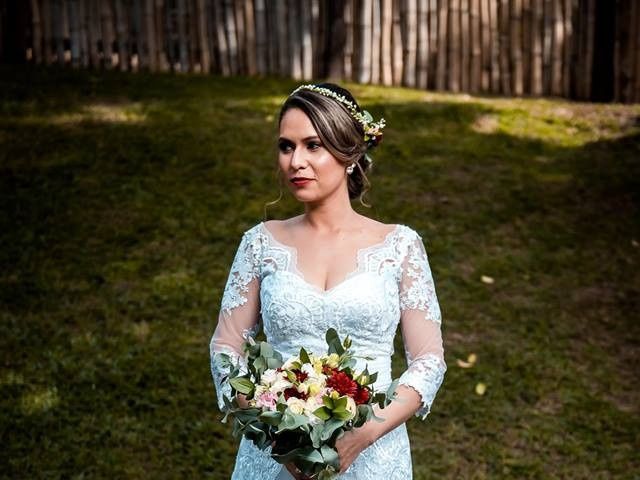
[
  {"x1": 261, "y1": 369, "x2": 278, "y2": 386},
  {"x1": 304, "y1": 397, "x2": 322, "y2": 424},
  {"x1": 286, "y1": 397, "x2": 306, "y2": 415},
  {"x1": 282, "y1": 356, "x2": 301, "y2": 370},
  {"x1": 269, "y1": 378, "x2": 293, "y2": 395},
  {"x1": 345, "y1": 396, "x2": 357, "y2": 420}
]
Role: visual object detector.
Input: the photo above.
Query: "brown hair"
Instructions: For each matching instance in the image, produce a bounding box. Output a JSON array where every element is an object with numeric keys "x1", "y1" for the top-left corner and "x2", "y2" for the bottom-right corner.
[{"x1": 268, "y1": 83, "x2": 374, "y2": 213}]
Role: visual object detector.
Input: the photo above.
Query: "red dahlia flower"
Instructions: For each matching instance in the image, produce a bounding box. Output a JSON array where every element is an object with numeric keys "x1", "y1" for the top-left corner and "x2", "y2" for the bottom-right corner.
[
  {"x1": 326, "y1": 371, "x2": 358, "y2": 397},
  {"x1": 354, "y1": 386, "x2": 370, "y2": 405}
]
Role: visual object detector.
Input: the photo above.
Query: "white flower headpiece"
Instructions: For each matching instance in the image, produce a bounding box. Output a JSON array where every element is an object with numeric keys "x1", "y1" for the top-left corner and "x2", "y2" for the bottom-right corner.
[{"x1": 289, "y1": 84, "x2": 386, "y2": 152}]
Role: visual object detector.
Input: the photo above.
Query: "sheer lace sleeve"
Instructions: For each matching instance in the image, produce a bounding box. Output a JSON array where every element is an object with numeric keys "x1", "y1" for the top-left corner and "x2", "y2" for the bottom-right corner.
[
  {"x1": 397, "y1": 228, "x2": 447, "y2": 420},
  {"x1": 209, "y1": 226, "x2": 262, "y2": 412}
]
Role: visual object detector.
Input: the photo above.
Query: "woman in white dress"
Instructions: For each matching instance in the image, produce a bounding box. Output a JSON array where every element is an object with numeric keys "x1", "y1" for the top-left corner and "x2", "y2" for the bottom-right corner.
[{"x1": 210, "y1": 83, "x2": 446, "y2": 479}]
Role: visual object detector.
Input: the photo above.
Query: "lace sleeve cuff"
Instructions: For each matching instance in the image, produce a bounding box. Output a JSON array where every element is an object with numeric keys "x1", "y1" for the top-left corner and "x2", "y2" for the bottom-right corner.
[
  {"x1": 210, "y1": 345, "x2": 249, "y2": 412},
  {"x1": 398, "y1": 353, "x2": 447, "y2": 420}
]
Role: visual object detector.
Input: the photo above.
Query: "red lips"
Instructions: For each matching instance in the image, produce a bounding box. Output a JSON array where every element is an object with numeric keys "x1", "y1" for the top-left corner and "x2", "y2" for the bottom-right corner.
[{"x1": 290, "y1": 177, "x2": 314, "y2": 187}]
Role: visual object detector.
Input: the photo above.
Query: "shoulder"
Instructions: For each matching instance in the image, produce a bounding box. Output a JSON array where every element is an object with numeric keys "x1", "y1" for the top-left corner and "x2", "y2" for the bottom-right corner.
[{"x1": 394, "y1": 223, "x2": 422, "y2": 243}]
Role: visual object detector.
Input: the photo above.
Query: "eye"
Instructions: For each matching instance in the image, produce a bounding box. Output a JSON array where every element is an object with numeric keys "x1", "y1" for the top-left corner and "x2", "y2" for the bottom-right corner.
[
  {"x1": 307, "y1": 141, "x2": 322, "y2": 151},
  {"x1": 278, "y1": 141, "x2": 293, "y2": 153}
]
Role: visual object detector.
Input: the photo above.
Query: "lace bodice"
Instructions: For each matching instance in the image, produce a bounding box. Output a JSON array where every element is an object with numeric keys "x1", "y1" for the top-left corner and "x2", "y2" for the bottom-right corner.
[{"x1": 209, "y1": 221, "x2": 446, "y2": 479}]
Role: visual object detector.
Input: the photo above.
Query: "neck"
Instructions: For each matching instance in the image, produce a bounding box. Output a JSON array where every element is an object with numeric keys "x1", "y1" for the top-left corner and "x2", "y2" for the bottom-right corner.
[{"x1": 301, "y1": 184, "x2": 359, "y2": 234}]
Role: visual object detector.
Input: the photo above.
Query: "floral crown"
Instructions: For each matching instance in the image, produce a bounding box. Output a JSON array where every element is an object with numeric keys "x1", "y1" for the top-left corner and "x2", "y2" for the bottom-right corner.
[{"x1": 289, "y1": 84, "x2": 386, "y2": 152}]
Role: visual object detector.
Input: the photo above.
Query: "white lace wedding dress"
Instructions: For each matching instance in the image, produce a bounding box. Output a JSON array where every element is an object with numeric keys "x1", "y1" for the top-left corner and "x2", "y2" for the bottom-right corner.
[{"x1": 209, "y1": 221, "x2": 446, "y2": 479}]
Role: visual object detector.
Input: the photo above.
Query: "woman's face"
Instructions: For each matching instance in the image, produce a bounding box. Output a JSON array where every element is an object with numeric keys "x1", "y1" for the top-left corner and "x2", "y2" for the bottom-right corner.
[{"x1": 278, "y1": 108, "x2": 347, "y2": 203}]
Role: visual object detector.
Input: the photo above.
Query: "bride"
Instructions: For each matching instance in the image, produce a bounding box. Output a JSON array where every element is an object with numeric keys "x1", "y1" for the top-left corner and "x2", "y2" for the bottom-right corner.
[{"x1": 210, "y1": 83, "x2": 446, "y2": 479}]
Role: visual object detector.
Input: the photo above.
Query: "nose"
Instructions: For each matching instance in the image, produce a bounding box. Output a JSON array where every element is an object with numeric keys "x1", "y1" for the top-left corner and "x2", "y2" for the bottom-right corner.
[{"x1": 289, "y1": 144, "x2": 307, "y2": 171}]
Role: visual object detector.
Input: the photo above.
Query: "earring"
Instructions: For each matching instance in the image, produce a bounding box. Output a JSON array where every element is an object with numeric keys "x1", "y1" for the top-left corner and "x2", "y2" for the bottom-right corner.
[{"x1": 346, "y1": 163, "x2": 356, "y2": 175}]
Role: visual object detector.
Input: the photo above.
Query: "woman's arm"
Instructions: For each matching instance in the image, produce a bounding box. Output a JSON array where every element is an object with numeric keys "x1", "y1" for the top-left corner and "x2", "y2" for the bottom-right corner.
[
  {"x1": 334, "y1": 385, "x2": 422, "y2": 473},
  {"x1": 335, "y1": 227, "x2": 446, "y2": 473},
  {"x1": 210, "y1": 227, "x2": 263, "y2": 412}
]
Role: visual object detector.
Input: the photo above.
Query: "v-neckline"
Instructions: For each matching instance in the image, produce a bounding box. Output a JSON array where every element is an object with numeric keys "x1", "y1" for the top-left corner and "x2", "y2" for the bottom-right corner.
[{"x1": 259, "y1": 221, "x2": 402, "y2": 295}]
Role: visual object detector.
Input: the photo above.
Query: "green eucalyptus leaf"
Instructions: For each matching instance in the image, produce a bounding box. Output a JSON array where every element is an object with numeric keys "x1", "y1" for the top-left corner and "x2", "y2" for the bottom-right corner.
[
  {"x1": 260, "y1": 342, "x2": 274, "y2": 357},
  {"x1": 320, "y1": 418, "x2": 344, "y2": 441},
  {"x1": 299, "y1": 347, "x2": 311, "y2": 364},
  {"x1": 320, "y1": 445, "x2": 341, "y2": 469},
  {"x1": 229, "y1": 377, "x2": 255, "y2": 395},
  {"x1": 258, "y1": 410, "x2": 283, "y2": 426}
]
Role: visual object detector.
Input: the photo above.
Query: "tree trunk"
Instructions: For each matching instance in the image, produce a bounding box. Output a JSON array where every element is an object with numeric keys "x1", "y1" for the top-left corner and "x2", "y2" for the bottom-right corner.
[
  {"x1": 448, "y1": 0, "x2": 460, "y2": 91},
  {"x1": 436, "y1": 0, "x2": 447, "y2": 90},
  {"x1": 530, "y1": 0, "x2": 542, "y2": 94},
  {"x1": 254, "y1": 0, "x2": 266, "y2": 74},
  {"x1": 114, "y1": 0, "x2": 129, "y2": 70},
  {"x1": 41, "y1": 0, "x2": 52, "y2": 65},
  {"x1": 498, "y1": 0, "x2": 510, "y2": 95},
  {"x1": 196, "y1": 0, "x2": 210, "y2": 72},
  {"x1": 469, "y1": 0, "x2": 481, "y2": 93},
  {"x1": 300, "y1": 0, "x2": 312, "y2": 80},
  {"x1": 52, "y1": 0, "x2": 65, "y2": 65},
  {"x1": 371, "y1": 0, "x2": 381, "y2": 84},
  {"x1": 428, "y1": 0, "x2": 438, "y2": 89},
  {"x1": 403, "y1": 0, "x2": 417, "y2": 87},
  {"x1": 155, "y1": 0, "x2": 168, "y2": 71},
  {"x1": 265, "y1": 0, "x2": 276, "y2": 74},
  {"x1": 562, "y1": 0, "x2": 572, "y2": 97},
  {"x1": 31, "y1": 0, "x2": 43, "y2": 64},
  {"x1": 479, "y1": 0, "x2": 490, "y2": 90},
  {"x1": 310, "y1": 0, "x2": 320, "y2": 77},
  {"x1": 358, "y1": 0, "x2": 372, "y2": 83},
  {"x1": 417, "y1": 0, "x2": 429, "y2": 89},
  {"x1": 551, "y1": 0, "x2": 563, "y2": 95},
  {"x1": 489, "y1": 0, "x2": 499, "y2": 92},
  {"x1": 164, "y1": 0, "x2": 174, "y2": 71},
  {"x1": 380, "y1": 0, "x2": 393, "y2": 85},
  {"x1": 634, "y1": 0, "x2": 640, "y2": 102},
  {"x1": 391, "y1": 0, "x2": 403, "y2": 85},
  {"x1": 275, "y1": 0, "x2": 288, "y2": 76},
  {"x1": 100, "y1": 0, "x2": 115, "y2": 68},
  {"x1": 511, "y1": 0, "x2": 523, "y2": 95},
  {"x1": 521, "y1": 0, "x2": 531, "y2": 93},
  {"x1": 77, "y1": 0, "x2": 88, "y2": 67},
  {"x1": 244, "y1": 0, "x2": 256, "y2": 75},
  {"x1": 188, "y1": 0, "x2": 199, "y2": 71},
  {"x1": 288, "y1": 0, "x2": 301, "y2": 79},
  {"x1": 344, "y1": 0, "x2": 354, "y2": 80},
  {"x1": 233, "y1": 0, "x2": 245, "y2": 74},
  {"x1": 584, "y1": 0, "x2": 595, "y2": 99},
  {"x1": 177, "y1": 0, "x2": 188, "y2": 71},
  {"x1": 542, "y1": 0, "x2": 553, "y2": 93},
  {"x1": 89, "y1": 0, "x2": 102, "y2": 67},
  {"x1": 145, "y1": 0, "x2": 157, "y2": 71},
  {"x1": 460, "y1": 0, "x2": 469, "y2": 92},
  {"x1": 68, "y1": 0, "x2": 81, "y2": 67}
]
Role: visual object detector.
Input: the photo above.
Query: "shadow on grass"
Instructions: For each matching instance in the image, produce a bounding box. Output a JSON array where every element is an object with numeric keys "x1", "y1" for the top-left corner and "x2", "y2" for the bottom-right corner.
[{"x1": 1, "y1": 65, "x2": 638, "y2": 479}]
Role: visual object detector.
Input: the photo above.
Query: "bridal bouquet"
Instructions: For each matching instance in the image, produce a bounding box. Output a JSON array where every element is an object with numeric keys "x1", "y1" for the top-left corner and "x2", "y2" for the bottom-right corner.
[{"x1": 217, "y1": 328, "x2": 399, "y2": 480}]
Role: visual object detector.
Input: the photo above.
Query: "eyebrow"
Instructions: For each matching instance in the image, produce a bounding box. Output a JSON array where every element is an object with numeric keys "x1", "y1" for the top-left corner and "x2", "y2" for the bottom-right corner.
[{"x1": 278, "y1": 135, "x2": 320, "y2": 143}]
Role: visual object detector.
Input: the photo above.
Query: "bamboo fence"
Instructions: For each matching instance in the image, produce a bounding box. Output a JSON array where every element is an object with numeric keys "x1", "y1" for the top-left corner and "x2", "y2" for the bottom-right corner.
[{"x1": 4, "y1": 0, "x2": 640, "y2": 103}]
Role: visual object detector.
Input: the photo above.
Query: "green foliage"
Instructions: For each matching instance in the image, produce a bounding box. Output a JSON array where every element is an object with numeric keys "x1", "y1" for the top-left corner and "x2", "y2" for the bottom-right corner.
[{"x1": 1, "y1": 65, "x2": 639, "y2": 479}]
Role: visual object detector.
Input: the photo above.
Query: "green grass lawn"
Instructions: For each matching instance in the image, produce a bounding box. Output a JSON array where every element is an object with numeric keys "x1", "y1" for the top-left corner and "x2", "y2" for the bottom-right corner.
[{"x1": 1, "y1": 65, "x2": 639, "y2": 479}]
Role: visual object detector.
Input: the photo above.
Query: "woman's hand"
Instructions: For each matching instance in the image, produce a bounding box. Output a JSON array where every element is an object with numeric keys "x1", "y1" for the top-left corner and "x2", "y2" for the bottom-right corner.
[
  {"x1": 334, "y1": 422, "x2": 378, "y2": 474},
  {"x1": 284, "y1": 462, "x2": 312, "y2": 480}
]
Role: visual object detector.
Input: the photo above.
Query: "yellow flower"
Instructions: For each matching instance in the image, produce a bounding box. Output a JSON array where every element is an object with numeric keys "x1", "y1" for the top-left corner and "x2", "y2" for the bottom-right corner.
[
  {"x1": 356, "y1": 373, "x2": 369, "y2": 386},
  {"x1": 312, "y1": 359, "x2": 324, "y2": 374},
  {"x1": 330, "y1": 390, "x2": 340, "y2": 400},
  {"x1": 326, "y1": 353, "x2": 340, "y2": 368},
  {"x1": 308, "y1": 383, "x2": 321, "y2": 396}
]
